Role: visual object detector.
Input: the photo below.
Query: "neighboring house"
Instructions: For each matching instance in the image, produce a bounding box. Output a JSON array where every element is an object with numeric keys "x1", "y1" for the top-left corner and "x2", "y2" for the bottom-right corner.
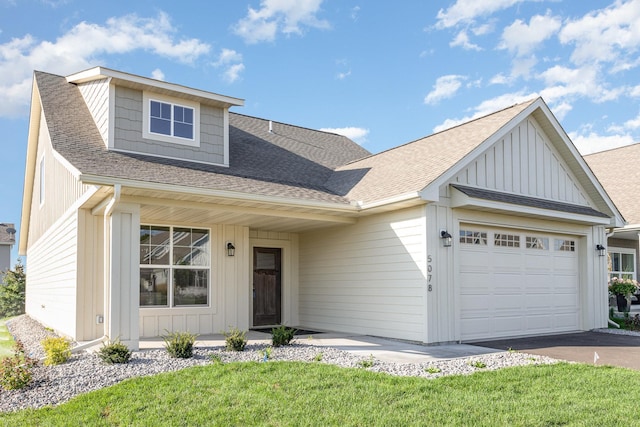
[
  {"x1": 586, "y1": 145, "x2": 640, "y2": 283},
  {"x1": 19, "y1": 67, "x2": 623, "y2": 349},
  {"x1": 0, "y1": 223, "x2": 16, "y2": 278}
]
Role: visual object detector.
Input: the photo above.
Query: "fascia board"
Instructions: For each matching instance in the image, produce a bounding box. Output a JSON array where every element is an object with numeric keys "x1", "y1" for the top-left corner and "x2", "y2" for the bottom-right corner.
[
  {"x1": 66, "y1": 66, "x2": 244, "y2": 107},
  {"x1": 77, "y1": 174, "x2": 360, "y2": 214}
]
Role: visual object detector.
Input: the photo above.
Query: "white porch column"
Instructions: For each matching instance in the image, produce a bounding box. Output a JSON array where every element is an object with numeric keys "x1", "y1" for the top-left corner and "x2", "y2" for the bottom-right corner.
[{"x1": 108, "y1": 203, "x2": 140, "y2": 350}]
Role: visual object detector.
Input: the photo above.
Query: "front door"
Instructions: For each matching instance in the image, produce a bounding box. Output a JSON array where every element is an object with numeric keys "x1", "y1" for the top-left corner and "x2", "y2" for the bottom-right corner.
[{"x1": 253, "y1": 247, "x2": 282, "y2": 326}]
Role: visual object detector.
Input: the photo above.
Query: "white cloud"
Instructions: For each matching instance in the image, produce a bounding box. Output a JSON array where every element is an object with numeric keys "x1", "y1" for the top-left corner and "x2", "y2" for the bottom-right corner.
[
  {"x1": 559, "y1": 0, "x2": 640, "y2": 68},
  {"x1": 490, "y1": 73, "x2": 509, "y2": 85},
  {"x1": 151, "y1": 68, "x2": 165, "y2": 81},
  {"x1": 433, "y1": 91, "x2": 537, "y2": 132},
  {"x1": 550, "y1": 101, "x2": 572, "y2": 121},
  {"x1": 499, "y1": 12, "x2": 561, "y2": 56},
  {"x1": 0, "y1": 12, "x2": 210, "y2": 118},
  {"x1": 336, "y1": 70, "x2": 351, "y2": 80},
  {"x1": 213, "y1": 48, "x2": 245, "y2": 83},
  {"x1": 449, "y1": 31, "x2": 482, "y2": 51},
  {"x1": 424, "y1": 74, "x2": 467, "y2": 105},
  {"x1": 319, "y1": 126, "x2": 369, "y2": 145},
  {"x1": 436, "y1": 0, "x2": 527, "y2": 29},
  {"x1": 233, "y1": 0, "x2": 330, "y2": 44},
  {"x1": 569, "y1": 131, "x2": 636, "y2": 155}
]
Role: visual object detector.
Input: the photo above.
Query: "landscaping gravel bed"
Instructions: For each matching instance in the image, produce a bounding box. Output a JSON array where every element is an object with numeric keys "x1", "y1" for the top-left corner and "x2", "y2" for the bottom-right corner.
[{"x1": 1, "y1": 315, "x2": 558, "y2": 413}]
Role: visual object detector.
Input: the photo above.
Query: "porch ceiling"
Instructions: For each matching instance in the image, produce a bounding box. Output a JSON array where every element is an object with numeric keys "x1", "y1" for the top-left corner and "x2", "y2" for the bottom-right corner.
[{"x1": 123, "y1": 188, "x2": 360, "y2": 233}]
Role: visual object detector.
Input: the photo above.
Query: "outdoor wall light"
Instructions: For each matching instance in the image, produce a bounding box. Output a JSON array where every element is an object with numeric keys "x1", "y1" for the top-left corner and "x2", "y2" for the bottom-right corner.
[
  {"x1": 440, "y1": 230, "x2": 452, "y2": 247},
  {"x1": 226, "y1": 242, "x2": 236, "y2": 257},
  {"x1": 596, "y1": 244, "x2": 606, "y2": 257}
]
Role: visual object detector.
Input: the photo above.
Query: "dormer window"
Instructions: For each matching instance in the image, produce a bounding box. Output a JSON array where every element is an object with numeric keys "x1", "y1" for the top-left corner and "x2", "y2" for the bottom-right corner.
[
  {"x1": 150, "y1": 100, "x2": 194, "y2": 139},
  {"x1": 143, "y1": 92, "x2": 200, "y2": 147}
]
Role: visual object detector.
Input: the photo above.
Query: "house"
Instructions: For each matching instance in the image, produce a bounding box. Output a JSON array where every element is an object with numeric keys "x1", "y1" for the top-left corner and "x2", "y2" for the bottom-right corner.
[
  {"x1": 0, "y1": 223, "x2": 16, "y2": 279},
  {"x1": 19, "y1": 67, "x2": 623, "y2": 349},
  {"x1": 585, "y1": 145, "x2": 640, "y2": 284}
]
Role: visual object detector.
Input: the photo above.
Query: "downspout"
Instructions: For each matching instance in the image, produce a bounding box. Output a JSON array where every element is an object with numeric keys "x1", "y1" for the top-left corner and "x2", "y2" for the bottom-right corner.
[
  {"x1": 102, "y1": 184, "x2": 121, "y2": 341},
  {"x1": 606, "y1": 229, "x2": 620, "y2": 328}
]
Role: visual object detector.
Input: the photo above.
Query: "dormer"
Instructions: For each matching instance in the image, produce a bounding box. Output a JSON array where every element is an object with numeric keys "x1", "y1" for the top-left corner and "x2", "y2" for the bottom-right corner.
[{"x1": 66, "y1": 67, "x2": 244, "y2": 167}]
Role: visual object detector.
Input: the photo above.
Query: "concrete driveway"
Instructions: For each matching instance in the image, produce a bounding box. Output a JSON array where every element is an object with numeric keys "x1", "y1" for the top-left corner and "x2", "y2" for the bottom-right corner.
[{"x1": 470, "y1": 331, "x2": 640, "y2": 370}]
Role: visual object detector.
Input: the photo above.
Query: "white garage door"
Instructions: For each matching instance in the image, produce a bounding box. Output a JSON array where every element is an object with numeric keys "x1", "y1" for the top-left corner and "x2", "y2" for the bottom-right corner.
[{"x1": 459, "y1": 225, "x2": 580, "y2": 341}]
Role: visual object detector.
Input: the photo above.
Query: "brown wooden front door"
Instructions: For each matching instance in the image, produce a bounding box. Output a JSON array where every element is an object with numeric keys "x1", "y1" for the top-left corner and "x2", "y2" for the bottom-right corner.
[{"x1": 253, "y1": 247, "x2": 282, "y2": 326}]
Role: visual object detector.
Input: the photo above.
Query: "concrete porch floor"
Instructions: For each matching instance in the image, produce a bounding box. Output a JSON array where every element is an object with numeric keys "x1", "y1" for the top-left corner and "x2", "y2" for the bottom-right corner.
[{"x1": 139, "y1": 330, "x2": 501, "y2": 364}]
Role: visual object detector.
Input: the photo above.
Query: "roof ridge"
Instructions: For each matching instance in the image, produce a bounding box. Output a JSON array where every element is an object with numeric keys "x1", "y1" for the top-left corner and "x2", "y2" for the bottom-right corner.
[
  {"x1": 584, "y1": 141, "x2": 640, "y2": 158},
  {"x1": 341, "y1": 97, "x2": 539, "y2": 166},
  {"x1": 230, "y1": 111, "x2": 354, "y2": 140}
]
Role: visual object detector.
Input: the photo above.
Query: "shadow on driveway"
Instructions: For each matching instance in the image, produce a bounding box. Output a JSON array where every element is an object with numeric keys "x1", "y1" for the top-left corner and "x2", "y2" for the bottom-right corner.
[{"x1": 471, "y1": 331, "x2": 640, "y2": 370}]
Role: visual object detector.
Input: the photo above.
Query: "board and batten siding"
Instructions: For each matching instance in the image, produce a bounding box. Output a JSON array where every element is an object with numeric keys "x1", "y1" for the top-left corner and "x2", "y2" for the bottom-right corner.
[
  {"x1": 28, "y1": 110, "x2": 94, "y2": 246},
  {"x1": 112, "y1": 87, "x2": 226, "y2": 165},
  {"x1": 451, "y1": 116, "x2": 589, "y2": 206},
  {"x1": 77, "y1": 78, "x2": 110, "y2": 146},
  {"x1": 25, "y1": 210, "x2": 79, "y2": 338},
  {"x1": 299, "y1": 206, "x2": 427, "y2": 341}
]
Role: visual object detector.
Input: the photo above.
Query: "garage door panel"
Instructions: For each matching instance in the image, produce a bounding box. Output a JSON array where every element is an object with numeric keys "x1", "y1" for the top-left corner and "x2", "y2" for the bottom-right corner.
[{"x1": 460, "y1": 224, "x2": 580, "y2": 341}]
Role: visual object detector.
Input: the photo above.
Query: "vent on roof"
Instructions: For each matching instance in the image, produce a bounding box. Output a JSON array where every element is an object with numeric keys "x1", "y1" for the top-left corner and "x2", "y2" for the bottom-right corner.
[{"x1": 269, "y1": 120, "x2": 273, "y2": 133}]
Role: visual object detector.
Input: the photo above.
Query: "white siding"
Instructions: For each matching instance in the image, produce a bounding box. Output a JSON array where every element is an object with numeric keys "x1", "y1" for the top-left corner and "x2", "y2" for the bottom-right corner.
[
  {"x1": 299, "y1": 206, "x2": 427, "y2": 341},
  {"x1": 25, "y1": 210, "x2": 79, "y2": 338},
  {"x1": 77, "y1": 78, "x2": 110, "y2": 146},
  {"x1": 28, "y1": 110, "x2": 93, "y2": 246},
  {"x1": 453, "y1": 117, "x2": 589, "y2": 206}
]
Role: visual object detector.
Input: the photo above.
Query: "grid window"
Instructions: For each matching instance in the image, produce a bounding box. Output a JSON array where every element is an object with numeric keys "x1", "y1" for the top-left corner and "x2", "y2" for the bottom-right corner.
[
  {"x1": 149, "y1": 100, "x2": 194, "y2": 140},
  {"x1": 555, "y1": 239, "x2": 576, "y2": 252},
  {"x1": 495, "y1": 233, "x2": 520, "y2": 248},
  {"x1": 459, "y1": 230, "x2": 487, "y2": 245},
  {"x1": 526, "y1": 236, "x2": 549, "y2": 250},
  {"x1": 140, "y1": 225, "x2": 210, "y2": 307}
]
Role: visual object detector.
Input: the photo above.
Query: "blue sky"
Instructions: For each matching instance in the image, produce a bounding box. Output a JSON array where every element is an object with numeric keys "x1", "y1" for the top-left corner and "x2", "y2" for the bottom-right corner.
[{"x1": 1, "y1": 0, "x2": 640, "y2": 264}]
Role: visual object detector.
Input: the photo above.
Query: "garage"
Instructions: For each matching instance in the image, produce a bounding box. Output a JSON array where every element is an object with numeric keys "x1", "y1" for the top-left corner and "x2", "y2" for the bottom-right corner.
[{"x1": 458, "y1": 224, "x2": 580, "y2": 341}]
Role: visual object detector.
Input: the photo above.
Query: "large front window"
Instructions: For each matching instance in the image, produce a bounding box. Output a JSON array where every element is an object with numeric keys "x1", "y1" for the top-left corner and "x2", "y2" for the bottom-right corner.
[{"x1": 139, "y1": 225, "x2": 210, "y2": 307}]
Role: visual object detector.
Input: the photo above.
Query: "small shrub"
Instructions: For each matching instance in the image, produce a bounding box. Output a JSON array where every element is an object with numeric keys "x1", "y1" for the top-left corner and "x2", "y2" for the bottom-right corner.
[
  {"x1": 358, "y1": 355, "x2": 375, "y2": 368},
  {"x1": 210, "y1": 353, "x2": 223, "y2": 364},
  {"x1": 98, "y1": 339, "x2": 132, "y2": 364},
  {"x1": 271, "y1": 325, "x2": 296, "y2": 347},
  {"x1": 631, "y1": 314, "x2": 640, "y2": 331},
  {"x1": 313, "y1": 352, "x2": 323, "y2": 362},
  {"x1": 163, "y1": 331, "x2": 198, "y2": 359},
  {"x1": 224, "y1": 327, "x2": 247, "y2": 352},
  {"x1": 0, "y1": 260, "x2": 26, "y2": 318},
  {"x1": 425, "y1": 366, "x2": 441, "y2": 374},
  {"x1": 469, "y1": 360, "x2": 487, "y2": 369},
  {"x1": 42, "y1": 336, "x2": 71, "y2": 366},
  {"x1": 0, "y1": 340, "x2": 37, "y2": 390},
  {"x1": 260, "y1": 346, "x2": 273, "y2": 361}
]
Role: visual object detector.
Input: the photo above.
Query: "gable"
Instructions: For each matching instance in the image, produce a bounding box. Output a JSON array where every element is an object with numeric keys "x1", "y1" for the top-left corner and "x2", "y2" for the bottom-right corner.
[{"x1": 449, "y1": 115, "x2": 589, "y2": 206}]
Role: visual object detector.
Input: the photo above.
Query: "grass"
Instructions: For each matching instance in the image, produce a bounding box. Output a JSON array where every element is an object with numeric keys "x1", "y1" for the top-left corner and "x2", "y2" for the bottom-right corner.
[
  {"x1": 0, "y1": 318, "x2": 15, "y2": 359},
  {"x1": 2, "y1": 362, "x2": 640, "y2": 426}
]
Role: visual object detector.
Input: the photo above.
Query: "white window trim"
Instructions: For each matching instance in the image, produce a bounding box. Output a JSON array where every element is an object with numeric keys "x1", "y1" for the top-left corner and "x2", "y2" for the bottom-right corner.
[
  {"x1": 608, "y1": 246, "x2": 637, "y2": 280},
  {"x1": 142, "y1": 92, "x2": 200, "y2": 147},
  {"x1": 39, "y1": 156, "x2": 45, "y2": 207},
  {"x1": 140, "y1": 225, "x2": 211, "y2": 308}
]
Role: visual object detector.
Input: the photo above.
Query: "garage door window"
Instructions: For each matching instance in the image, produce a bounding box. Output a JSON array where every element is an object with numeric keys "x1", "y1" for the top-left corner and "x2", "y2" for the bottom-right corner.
[
  {"x1": 555, "y1": 239, "x2": 576, "y2": 252},
  {"x1": 495, "y1": 233, "x2": 520, "y2": 248},
  {"x1": 526, "y1": 236, "x2": 549, "y2": 250},
  {"x1": 460, "y1": 230, "x2": 487, "y2": 245}
]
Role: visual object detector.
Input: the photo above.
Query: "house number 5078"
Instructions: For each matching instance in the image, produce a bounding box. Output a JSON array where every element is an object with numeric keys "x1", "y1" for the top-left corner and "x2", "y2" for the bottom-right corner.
[{"x1": 427, "y1": 255, "x2": 433, "y2": 292}]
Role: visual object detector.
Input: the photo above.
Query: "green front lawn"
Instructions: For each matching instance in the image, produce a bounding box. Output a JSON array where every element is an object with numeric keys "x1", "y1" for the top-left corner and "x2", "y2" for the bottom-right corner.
[
  {"x1": 0, "y1": 318, "x2": 15, "y2": 359},
  {"x1": 2, "y1": 361, "x2": 639, "y2": 426}
]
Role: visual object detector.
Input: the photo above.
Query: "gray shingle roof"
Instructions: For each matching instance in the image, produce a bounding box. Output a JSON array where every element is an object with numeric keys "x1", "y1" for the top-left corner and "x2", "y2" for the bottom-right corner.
[
  {"x1": 36, "y1": 71, "x2": 370, "y2": 205},
  {"x1": 0, "y1": 223, "x2": 16, "y2": 245},
  {"x1": 451, "y1": 184, "x2": 610, "y2": 218},
  {"x1": 585, "y1": 144, "x2": 640, "y2": 224},
  {"x1": 326, "y1": 99, "x2": 536, "y2": 203},
  {"x1": 35, "y1": 69, "x2": 540, "y2": 208}
]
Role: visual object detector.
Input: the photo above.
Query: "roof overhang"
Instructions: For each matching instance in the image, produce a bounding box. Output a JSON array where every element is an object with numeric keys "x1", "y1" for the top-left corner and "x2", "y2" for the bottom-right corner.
[
  {"x1": 451, "y1": 184, "x2": 613, "y2": 226},
  {"x1": 66, "y1": 67, "x2": 244, "y2": 109}
]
